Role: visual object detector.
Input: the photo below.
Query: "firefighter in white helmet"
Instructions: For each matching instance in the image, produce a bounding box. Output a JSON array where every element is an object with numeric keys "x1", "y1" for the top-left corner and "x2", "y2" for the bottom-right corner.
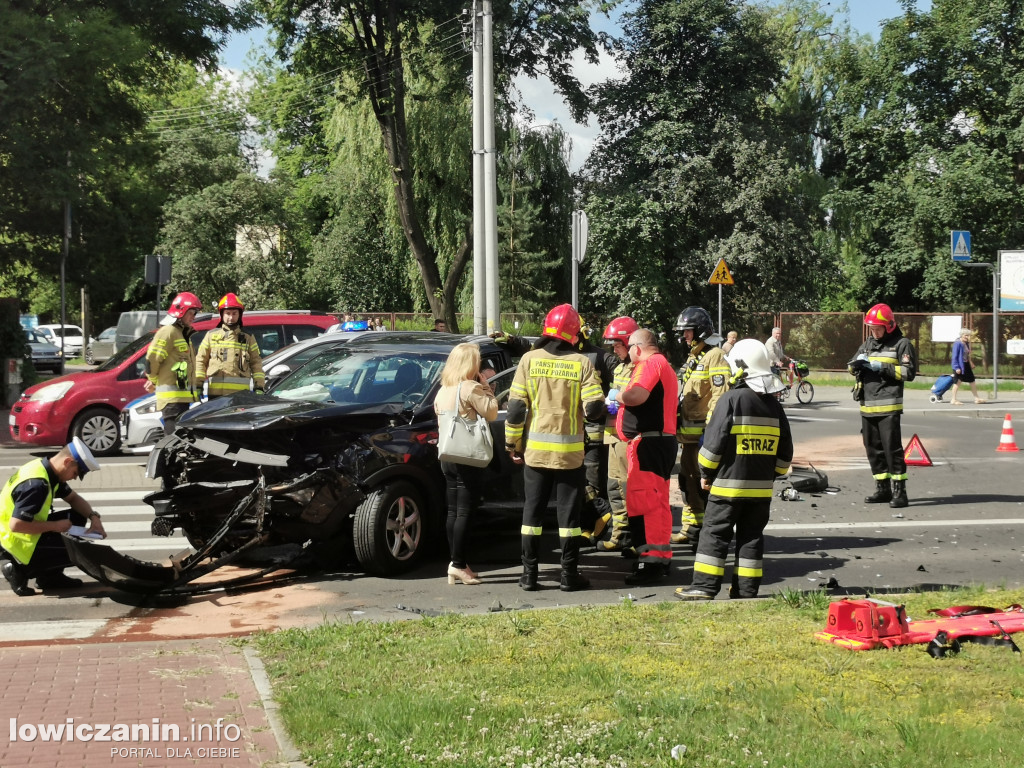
[{"x1": 675, "y1": 339, "x2": 793, "y2": 601}]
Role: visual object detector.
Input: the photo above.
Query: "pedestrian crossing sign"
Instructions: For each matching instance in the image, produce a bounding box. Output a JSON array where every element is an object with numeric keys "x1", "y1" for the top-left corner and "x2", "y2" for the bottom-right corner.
[
  {"x1": 951, "y1": 230, "x2": 971, "y2": 262},
  {"x1": 709, "y1": 258, "x2": 734, "y2": 286}
]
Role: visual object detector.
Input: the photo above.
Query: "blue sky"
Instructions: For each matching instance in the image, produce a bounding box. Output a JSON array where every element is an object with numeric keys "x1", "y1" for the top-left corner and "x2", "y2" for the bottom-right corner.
[{"x1": 220, "y1": 1, "x2": 934, "y2": 169}]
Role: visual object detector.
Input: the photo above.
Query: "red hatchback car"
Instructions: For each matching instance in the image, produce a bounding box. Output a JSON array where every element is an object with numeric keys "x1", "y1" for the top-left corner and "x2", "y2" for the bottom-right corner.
[{"x1": 9, "y1": 310, "x2": 339, "y2": 456}]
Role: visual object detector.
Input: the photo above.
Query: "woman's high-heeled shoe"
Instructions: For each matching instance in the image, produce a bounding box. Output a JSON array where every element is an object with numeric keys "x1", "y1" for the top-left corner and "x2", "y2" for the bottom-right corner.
[{"x1": 447, "y1": 564, "x2": 482, "y2": 585}]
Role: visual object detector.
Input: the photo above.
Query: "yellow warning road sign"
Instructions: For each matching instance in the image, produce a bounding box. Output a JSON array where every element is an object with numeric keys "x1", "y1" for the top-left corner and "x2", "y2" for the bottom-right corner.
[{"x1": 709, "y1": 258, "x2": 734, "y2": 286}]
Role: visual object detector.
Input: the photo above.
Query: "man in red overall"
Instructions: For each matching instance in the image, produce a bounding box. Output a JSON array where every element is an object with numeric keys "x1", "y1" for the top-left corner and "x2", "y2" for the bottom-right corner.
[{"x1": 610, "y1": 328, "x2": 679, "y2": 585}]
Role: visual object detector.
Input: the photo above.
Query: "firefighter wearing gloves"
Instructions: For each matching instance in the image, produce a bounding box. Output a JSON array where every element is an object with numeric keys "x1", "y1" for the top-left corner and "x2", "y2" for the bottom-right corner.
[
  {"x1": 675, "y1": 339, "x2": 793, "y2": 601},
  {"x1": 848, "y1": 303, "x2": 917, "y2": 508},
  {"x1": 598, "y1": 316, "x2": 639, "y2": 552},
  {"x1": 196, "y1": 293, "x2": 266, "y2": 399},
  {"x1": 144, "y1": 291, "x2": 201, "y2": 436},
  {"x1": 505, "y1": 304, "x2": 605, "y2": 592},
  {"x1": 673, "y1": 306, "x2": 731, "y2": 546},
  {"x1": 612, "y1": 328, "x2": 679, "y2": 584}
]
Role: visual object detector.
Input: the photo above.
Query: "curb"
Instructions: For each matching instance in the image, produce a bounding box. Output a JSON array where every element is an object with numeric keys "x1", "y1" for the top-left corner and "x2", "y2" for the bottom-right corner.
[{"x1": 243, "y1": 645, "x2": 307, "y2": 768}]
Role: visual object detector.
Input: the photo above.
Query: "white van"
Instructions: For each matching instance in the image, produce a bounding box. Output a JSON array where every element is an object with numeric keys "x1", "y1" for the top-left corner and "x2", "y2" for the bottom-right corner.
[{"x1": 115, "y1": 311, "x2": 162, "y2": 352}]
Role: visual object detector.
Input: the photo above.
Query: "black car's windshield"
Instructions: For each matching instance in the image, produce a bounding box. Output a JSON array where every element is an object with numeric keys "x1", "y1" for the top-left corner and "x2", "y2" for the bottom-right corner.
[
  {"x1": 96, "y1": 332, "x2": 153, "y2": 371},
  {"x1": 271, "y1": 347, "x2": 446, "y2": 406}
]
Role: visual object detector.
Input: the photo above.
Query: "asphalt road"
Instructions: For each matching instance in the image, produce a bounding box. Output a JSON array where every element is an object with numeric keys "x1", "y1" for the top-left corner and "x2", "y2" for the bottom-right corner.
[{"x1": 2, "y1": 383, "x2": 1023, "y2": 644}]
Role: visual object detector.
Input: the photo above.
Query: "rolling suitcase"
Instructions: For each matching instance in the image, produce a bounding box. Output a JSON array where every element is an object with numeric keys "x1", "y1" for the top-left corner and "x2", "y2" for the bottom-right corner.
[{"x1": 930, "y1": 374, "x2": 955, "y2": 402}]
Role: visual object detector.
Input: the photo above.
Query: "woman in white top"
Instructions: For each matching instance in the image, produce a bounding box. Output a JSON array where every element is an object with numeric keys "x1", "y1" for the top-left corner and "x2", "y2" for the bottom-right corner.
[{"x1": 433, "y1": 343, "x2": 499, "y2": 585}]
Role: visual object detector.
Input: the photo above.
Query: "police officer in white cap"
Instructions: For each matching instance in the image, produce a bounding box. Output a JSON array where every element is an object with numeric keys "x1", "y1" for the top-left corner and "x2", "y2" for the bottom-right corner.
[{"x1": 0, "y1": 437, "x2": 105, "y2": 596}]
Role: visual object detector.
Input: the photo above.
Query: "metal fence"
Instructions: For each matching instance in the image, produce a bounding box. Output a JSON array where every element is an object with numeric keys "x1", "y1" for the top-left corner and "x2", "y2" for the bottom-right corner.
[{"x1": 779, "y1": 311, "x2": 1024, "y2": 376}]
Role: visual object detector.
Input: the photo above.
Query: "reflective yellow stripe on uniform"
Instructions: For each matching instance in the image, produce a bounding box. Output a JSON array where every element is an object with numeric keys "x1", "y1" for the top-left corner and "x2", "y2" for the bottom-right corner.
[
  {"x1": 526, "y1": 432, "x2": 585, "y2": 453},
  {"x1": 860, "y1": 402, "x2": 903, "y2": 414},
  {"x1": 521, "y1": 525, "x2": 543, "y2": 536},
  {"x1": 558, "y1": 526, "x2": 582, "y2": 538},
  {"x1": 736, "y1": 557, "x2": 762, "y2": 578},
  {"x1": 708, "y1": 478, "x2": 775, "y2": 498},
  {"x1": 694, "y1": 553, "x2": 726, "y2": 577}
]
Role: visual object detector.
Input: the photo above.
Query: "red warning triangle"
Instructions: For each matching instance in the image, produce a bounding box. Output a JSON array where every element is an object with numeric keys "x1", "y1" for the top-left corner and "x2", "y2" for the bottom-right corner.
[{"x1": 903, "y1": 434, "x2": 933, "y2": 467}]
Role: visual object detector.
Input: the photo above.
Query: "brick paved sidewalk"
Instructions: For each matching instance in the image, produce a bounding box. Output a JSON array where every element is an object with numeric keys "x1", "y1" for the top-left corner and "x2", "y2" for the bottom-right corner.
[{"x1": 0, "y1": 638, "x2": 301, "y2": 767}]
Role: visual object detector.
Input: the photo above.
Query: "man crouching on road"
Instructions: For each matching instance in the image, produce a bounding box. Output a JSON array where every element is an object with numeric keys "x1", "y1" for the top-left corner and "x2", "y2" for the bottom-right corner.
[{"x1": 1, "y1": 438, "x2": 105, "y2": 596}]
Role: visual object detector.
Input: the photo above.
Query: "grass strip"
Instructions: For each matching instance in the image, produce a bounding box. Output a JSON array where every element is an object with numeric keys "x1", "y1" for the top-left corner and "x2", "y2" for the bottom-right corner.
[{"x1": 255, "y1": 587, "x2": 1024, "y2": 768}]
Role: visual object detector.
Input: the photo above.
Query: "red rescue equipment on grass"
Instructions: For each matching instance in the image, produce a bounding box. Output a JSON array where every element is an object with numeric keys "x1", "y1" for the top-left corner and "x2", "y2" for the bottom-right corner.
[{"x1": 815, "y1": 599, "x2": 1024, "y2": 651}]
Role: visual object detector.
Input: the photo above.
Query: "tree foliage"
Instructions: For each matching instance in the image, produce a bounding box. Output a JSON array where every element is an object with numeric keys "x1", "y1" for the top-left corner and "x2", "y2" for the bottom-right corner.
[
  {"x1": 0, "y1": 0, "x2": 255, "y2": 321},
  {"x1": 823, "y1": 0, "x2": 1024, "y2": 312},
  {"x1": 581, "y1": 0, "x2": 831, "y2": 330},
  {"x1": 257, "y1": 0, "x2": 604, "y2": 329}
]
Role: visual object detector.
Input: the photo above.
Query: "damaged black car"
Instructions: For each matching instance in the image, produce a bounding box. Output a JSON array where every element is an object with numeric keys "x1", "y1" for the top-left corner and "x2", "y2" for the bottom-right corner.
[{"x1": 64, "y1": 333, "x2": 522, "y2": 593}]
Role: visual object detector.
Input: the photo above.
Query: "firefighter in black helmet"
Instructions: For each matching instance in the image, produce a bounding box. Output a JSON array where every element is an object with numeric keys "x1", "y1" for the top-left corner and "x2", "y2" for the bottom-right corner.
[{"x1": 673, "y1": 306, "x2": 730, "y2": 546}]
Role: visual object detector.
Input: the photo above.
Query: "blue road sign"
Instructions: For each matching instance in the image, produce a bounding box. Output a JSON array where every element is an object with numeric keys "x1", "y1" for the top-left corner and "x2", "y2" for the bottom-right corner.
[{"x1": 951, "y1": 230, "x2": 971, "y2": 262}]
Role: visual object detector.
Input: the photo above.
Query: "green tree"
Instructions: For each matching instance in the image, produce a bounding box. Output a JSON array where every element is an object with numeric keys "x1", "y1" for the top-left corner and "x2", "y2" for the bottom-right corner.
[
  {"x1": 581, "y1": 0, "x2": 828, "y2": 329},
  {"x1": 822, "y1": 0, "x2": 1024, "y2": 312},
  {"x1": 0, "y1": 1, "x2": 255, "y2": 323},
  {"x1": 496, "y1": 124, "x2": 573, "y2": 315},
  {"x1": 258, "y1": 0, "x2": 606, "y2": 330}
]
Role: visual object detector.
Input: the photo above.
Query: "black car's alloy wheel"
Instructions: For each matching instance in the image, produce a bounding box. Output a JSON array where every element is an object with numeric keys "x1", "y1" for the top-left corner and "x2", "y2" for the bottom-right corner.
[{"x1": 353, "y1": 480, "x2": 426, "y2": 575}]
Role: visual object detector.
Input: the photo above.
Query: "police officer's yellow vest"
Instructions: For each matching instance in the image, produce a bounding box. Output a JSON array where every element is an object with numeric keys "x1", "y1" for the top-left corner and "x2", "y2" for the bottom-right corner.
[{"x1": 0, "y1": 459, "x2": 54, "y2": 565}]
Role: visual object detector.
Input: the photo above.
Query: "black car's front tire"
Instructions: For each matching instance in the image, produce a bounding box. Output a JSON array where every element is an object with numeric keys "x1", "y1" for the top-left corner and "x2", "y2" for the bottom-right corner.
[{"x1": 353, "y1": 480, "x2": 427, "y2": 575}]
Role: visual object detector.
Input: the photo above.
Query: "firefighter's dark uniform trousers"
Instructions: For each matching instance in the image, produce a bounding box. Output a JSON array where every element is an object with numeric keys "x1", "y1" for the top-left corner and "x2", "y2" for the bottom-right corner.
[
  {"x1": 850, "y1": 328, "x2": 917, "y2": 482},
  {"x1": 521, "y1": 465, "x2": 585, "y2": 572},
  {"x1": 692, "y1": 383, "x2": 793, "y2": 598}
]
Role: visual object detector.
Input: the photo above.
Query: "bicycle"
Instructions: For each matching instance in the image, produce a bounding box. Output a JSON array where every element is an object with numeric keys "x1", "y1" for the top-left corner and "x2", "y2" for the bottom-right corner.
[{"x1": 775, "y1": 360, "x2": 814, "y2": 404}]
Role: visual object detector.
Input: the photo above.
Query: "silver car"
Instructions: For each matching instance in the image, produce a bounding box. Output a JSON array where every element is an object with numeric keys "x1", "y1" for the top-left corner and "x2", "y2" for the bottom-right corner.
[
  {"x1": 85, "y1": 326, "x2": 117, "y2": 365},
  {"x1": 23, "y1": 328, "x2": 64, "y2": 375}
]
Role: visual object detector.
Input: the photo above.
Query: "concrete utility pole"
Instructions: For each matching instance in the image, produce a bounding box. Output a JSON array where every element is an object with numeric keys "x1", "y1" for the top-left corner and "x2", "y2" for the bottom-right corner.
[{"x1": 471, "y1": 0, "x2": 500, "y2": 334}]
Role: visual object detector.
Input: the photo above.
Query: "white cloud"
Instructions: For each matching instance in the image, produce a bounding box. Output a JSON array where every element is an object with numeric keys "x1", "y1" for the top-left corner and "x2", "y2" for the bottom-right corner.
[{"x1": 514, "y1": 46, "x2": 622, "y2": 172}]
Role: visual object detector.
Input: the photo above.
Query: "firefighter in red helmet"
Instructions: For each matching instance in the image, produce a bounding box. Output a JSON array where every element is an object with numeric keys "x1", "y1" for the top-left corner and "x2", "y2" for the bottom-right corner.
[
  {"x1": 505, "y1": 304, "x2": 605, "y2": 591},
  {"x1": 598, "y1": 316, "x2": 639, "y2": 551},
  {"x1": 144, "y1": 292, "x2": 202, "y2": 436},
  {"x1": 195, "y1": 293, "x2": 266, "y2": 399},
  {"x1": 848, "y1": 303, "x2": 917, "y2": 508}
]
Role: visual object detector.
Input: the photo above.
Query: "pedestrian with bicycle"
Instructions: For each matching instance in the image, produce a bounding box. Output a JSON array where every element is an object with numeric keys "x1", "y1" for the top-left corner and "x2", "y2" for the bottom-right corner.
[{"x1": 765, "y1": 327, "x2": 793, "y2": 387}]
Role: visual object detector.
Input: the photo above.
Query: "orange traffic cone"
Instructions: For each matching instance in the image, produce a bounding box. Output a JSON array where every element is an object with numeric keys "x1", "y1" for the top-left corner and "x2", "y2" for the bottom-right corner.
[{"x1": 996, "y1": 414, "x2": 1019, "y2": 452}]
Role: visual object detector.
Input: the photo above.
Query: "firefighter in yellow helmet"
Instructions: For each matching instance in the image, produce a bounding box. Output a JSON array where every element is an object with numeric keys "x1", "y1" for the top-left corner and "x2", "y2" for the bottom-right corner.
[
  {"x1": 144, "y1": 291, "x2": 202, "y2": 436},
  {"x1": 196, "y1": 293, "x2": 266, "y2": 399},
  {"x1": 505, "y1": 303, "x2": 605, "y2": 592}
]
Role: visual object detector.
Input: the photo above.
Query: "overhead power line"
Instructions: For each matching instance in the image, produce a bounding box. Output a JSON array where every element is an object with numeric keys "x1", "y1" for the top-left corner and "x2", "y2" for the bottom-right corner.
[{"x1": 147, "y1": 16, "x2": 470, "y2": 141}]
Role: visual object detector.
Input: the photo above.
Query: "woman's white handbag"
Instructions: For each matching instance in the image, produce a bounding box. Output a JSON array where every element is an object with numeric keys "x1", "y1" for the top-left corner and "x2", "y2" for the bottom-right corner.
[{"x1": 437, "y1": 381, "x2": 494, "y2": 467}]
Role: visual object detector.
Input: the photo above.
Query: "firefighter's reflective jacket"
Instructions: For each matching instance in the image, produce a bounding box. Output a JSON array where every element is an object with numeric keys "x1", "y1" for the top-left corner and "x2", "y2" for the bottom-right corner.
[
  {"x1": 505, "y1": 341, "x2": 605, "y2": 470},
  {"x1": 697, "y1": 382, "x2": 793, "y2": 500},
  {"x1": 677, "y1": 342, "x2": 730, "y2": 443},
  {"x1": 195, "y1": 325, "x2": 265, "y2": 397},
  {"x1": 604, "y1": 359, "x2": 635, "y2": 443},
  {"x1": 145, "y1": 322, "x2": 197, "y2": 408},
  {"x1": 848, "y1": 328, "x2": 917, "y2": 416}
]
